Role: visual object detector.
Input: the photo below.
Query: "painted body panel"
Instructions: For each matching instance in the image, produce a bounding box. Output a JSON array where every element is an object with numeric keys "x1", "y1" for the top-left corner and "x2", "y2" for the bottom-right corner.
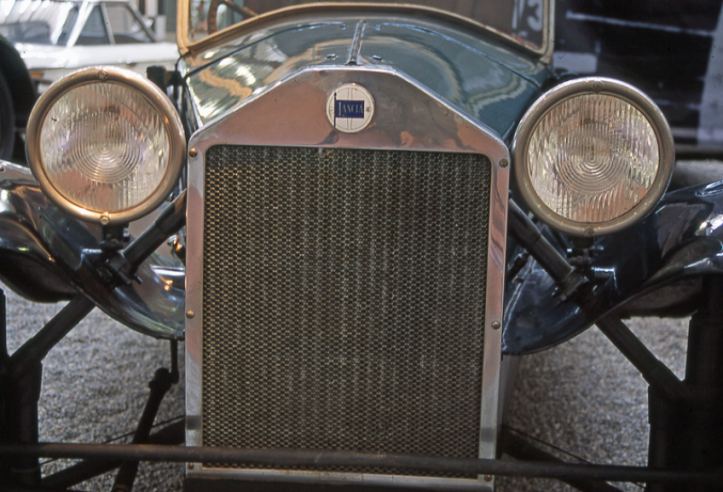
[
  {"x1": 181, "y1": 10, "x2": 551, "y2": 141},
  {"x1": 504, "y1": 181, "x2": 723, "y2": 354}
]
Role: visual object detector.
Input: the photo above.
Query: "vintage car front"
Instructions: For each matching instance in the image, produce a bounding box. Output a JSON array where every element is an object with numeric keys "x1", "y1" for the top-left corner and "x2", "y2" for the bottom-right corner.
[
  {"x1": 177, "y1": 2, "x2": 558, "y2": 490},
  {"x1": 2, "y1": 1, "x2": 723, "y2": 491}
]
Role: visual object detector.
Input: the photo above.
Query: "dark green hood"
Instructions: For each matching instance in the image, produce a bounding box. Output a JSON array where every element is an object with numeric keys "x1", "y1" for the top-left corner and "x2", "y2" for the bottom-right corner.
[{"x1": 180, "y1": 8, "x2": 552, "y2": 141}]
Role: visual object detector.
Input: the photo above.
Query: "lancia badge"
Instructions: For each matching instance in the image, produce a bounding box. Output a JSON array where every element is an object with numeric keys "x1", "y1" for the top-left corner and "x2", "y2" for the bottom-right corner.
[{"x1": 326, "y1": 83, "x2": 375, "y2": 133}]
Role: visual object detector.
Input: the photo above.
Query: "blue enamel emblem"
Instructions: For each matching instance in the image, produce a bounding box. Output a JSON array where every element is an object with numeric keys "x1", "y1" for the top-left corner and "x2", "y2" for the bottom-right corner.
[{"x1": 335, "y1": 100, "x2": 365, "y2": 119}]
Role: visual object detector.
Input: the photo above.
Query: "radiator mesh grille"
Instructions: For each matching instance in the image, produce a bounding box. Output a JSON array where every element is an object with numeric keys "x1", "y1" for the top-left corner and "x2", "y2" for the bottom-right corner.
[{"x1": 202, "y1": 146, "x2": 491, "y2": 475}]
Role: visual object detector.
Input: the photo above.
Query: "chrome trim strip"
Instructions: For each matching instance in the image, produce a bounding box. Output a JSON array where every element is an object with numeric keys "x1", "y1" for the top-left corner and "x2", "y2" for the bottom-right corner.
[
  {"x1": 512, "y1": 76, "x2": 675, "y2": 238},
  {"x1": 26, "y1": 66, "x2": 186, "y2": 225},
  {"x1": 185, "y1": 65, "x2": 509, "y2": 490},
  {"x1": 542, "y1": 0, "x2": 555, "y2": 64},
  {"x1": 188, "y1": 467, "x2": 493, "y2": 491},
  {"x1": 480, "y1": 160, "x2": 507, "y2": 463}
]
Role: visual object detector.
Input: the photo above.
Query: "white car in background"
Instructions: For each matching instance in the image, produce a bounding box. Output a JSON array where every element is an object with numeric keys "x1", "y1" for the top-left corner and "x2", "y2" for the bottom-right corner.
[{"x1": 0, "y1": 0, "x2": 178, "y2": 93}]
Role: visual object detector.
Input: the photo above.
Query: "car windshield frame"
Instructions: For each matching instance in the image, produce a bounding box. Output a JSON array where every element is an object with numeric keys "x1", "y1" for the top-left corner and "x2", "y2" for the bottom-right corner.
[{"x1": 176, "y1": 0, "x2": 554, "y2": 61}]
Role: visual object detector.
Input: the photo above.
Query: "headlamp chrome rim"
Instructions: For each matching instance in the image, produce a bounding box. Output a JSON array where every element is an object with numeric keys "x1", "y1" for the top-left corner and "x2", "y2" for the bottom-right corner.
[
  {"x1": 512, "y1": 77, "x2": 674, "y2": 238},
  {"x1": 26, "y1": 66, "x2": 186, "y2": 225}
]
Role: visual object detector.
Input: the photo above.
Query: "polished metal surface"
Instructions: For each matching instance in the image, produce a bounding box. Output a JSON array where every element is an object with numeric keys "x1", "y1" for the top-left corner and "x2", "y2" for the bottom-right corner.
[
  {"x1": 180, "y1": 10, "x2": 549, "y2": 141},
  {"x1": 184, "y1": 66, "x2": 509, "y2": 489},
  {"x1": 26, "y1": 66, "x2": 186, "y2": 225},
  {"x1": 0, "y1": 161, "x2": 186, "y2": 339},
  {"x1": 512, "y1": 77, "x2": 676, "y2": 238}
]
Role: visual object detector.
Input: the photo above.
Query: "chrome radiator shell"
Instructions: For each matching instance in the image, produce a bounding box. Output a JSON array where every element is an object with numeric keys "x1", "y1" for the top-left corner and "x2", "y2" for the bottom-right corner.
[{"x1": 186, "y1": 67, "x2": 509, "y2": 490}]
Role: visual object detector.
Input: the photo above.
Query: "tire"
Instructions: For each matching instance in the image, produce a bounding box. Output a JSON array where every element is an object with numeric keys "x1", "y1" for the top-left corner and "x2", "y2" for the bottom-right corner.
[{"x1": 0, "y1": 70, "x2": 15, "y2": 161}]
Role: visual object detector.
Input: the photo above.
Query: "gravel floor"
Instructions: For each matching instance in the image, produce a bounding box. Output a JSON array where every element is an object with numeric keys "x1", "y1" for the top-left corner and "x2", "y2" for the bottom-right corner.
[
  {"x1": 3, "y1": 286, "x2": 186, "y2": 491},
  {"x1": 2, "y1": 283, "x2": 689, "y2": 492},
  {"x1": 498, "y1": 316, "x2": 687, "y2": 492}
]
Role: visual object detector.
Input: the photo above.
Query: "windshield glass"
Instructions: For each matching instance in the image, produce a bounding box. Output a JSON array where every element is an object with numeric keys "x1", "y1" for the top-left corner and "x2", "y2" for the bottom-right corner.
[
  {"x1": 0, "y1": 0, "x2": 79, "y2": 45},
  {"x1": 187, "y1": 0, "x2": 547, "y2": 51}
]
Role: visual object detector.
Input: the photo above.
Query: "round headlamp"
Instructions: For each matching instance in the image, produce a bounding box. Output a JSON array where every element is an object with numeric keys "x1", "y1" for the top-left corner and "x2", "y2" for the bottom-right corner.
[
  {"x1": 513, "y1": 78, "x2": 674, "y2": 237},
  {"x1": 26, "y1": 67, "x2": 185, "y2": 225}
]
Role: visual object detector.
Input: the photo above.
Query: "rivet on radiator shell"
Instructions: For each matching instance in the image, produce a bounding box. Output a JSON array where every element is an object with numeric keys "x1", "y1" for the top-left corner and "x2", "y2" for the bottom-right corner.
[
  {"x1": 491, "y1": 320, "x2": 501, "y2": 330},
  {"x1": 189, "y1": 148, "x2": 198, "y2": 158},
  {"x1": 484, "y1": 475, "x2": 493, "y2": 482},
  {"x1": 186, "y1": 310, "x2": 195, "y2": 319},
  {"x1": 499, "y1": 159, "x2": 509, "y2": 168}
]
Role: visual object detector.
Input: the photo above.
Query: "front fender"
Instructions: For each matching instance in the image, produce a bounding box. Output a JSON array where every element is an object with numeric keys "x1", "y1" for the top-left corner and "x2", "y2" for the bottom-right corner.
[
  {"x1": 503, "y1": 181, "x2": 723, "y2": 355},
  {"x1": 0, "y1": 161, "x2": 185, "y2": 339},
  {"x1": 502, "y1": 181, "x2": 723, "y2": 355},
  {"x1": 7, "y1": 154, "x2": 722, "y2": 347}
]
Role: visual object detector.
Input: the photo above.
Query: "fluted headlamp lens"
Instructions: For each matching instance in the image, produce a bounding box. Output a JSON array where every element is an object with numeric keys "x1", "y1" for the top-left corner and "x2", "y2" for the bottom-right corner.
[
  {"x1": 528, "y1": 94, "x2": 659, "y2": 223},
  {"x1": 40, "y1": 82, "x2": 170, "y2": 213},
  {"x1": 27, "y1": 67, "x2": 185, "y2": 224},
  {"x1": 514, "y1": 78, "x2": 674, "y2": 237}
]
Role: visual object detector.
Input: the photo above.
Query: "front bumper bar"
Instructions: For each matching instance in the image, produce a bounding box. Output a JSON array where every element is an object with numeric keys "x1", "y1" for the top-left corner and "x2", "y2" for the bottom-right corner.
[{"x1": 0, "y1": 442, "x2": 720, "y2": 485}]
